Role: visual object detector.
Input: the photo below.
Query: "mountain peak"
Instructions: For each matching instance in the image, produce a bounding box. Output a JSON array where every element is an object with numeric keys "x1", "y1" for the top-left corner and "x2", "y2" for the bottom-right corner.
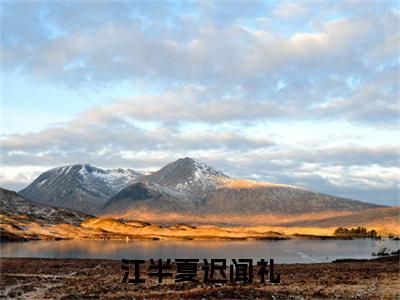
[
  {"x1": 180, "y1": 157, "x2": 195, "y2": 162},
  {"x1": 155, "y1": 157, "x2": 228, "y2": 179},
  {"x1": 141, "y1": 157, "x2": 229, "y2": 196},
  {"x1": 173, "y1": 157, "x2": 196, "y2": 168}
]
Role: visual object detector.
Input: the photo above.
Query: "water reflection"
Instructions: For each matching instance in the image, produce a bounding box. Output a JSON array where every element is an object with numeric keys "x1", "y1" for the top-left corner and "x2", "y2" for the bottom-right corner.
[{"x1": 1, "y1": 239, "x2": 399, "y2": 264}]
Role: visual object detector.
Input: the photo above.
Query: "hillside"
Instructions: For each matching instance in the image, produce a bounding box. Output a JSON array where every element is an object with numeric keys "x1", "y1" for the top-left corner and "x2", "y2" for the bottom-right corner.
[
  {"x1": 0, "y1": 187, "x2": 290, "y2": 240},
  {"x1": 283, "y1": 206, "x2": 400, "y2": 235},
  {"x1": 19, "y1": 164, "x2": 143, "y2": 213},
  {"x1": 2, "y1": 187, "x2": 398, "y2": 241},
  {"x1": 0, "y1": 187, "x2": 94, "y2": 240}
]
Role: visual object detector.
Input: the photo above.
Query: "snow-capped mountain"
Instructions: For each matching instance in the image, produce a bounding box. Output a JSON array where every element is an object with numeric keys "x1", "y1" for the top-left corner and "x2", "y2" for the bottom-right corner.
[
  {"x1": 19, "y1": 164, "x2": 143, "y2": 214},
  {"x1": 144, "y1": 157, "x2": 228, "y2": 186},
  {"x1": 142, "y1": 157, "x2": 229, "y2": 198},
  {"x1": 101, "y1": 158, "x2": 228, "y2": 214},
  {"x1": 100, "y1": 158, "x2": 382, "y2": 221},
  {"x1": 18, "y1": 158, "x2": 383, "y2": 223}
]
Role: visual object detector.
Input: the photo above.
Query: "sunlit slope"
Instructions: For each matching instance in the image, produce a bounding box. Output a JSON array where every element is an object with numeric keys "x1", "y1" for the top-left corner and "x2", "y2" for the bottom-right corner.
[
  {"x1": 2, "y1": 187, "x2": 398, "y2": 240},
  {"x1": 283, "y1": 206, "x2": 400, "y2": 235}
]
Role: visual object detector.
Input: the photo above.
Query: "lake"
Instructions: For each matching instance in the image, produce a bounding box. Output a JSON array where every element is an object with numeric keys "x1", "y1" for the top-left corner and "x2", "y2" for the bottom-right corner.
[{"x1": 1, "y1": 239, "x2": 399, "y2": 264}]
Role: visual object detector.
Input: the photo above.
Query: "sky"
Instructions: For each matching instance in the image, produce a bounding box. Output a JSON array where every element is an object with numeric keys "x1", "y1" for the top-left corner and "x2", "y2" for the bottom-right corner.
[{"x1": 1, "y1": 1, "x2": 399, "y2": 205}]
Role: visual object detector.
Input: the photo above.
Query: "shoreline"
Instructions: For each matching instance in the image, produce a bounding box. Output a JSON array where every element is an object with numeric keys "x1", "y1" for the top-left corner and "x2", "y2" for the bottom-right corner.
[
  {"x1": 1, "y1": 254, "x2": 398, "y2": 264},
  {"x1": 2, "y1": 230, "x2": 385, "y2": 242},
  {"x1": 1, "y1": 256, "x2": 399, "y2": 299},
  {"x1": 0, "y1": 236, "x2": 382, "y2": 242}
]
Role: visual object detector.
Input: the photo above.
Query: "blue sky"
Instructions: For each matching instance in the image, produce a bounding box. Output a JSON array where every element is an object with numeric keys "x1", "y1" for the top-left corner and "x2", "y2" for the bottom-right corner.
[{"x1": 1, "y1": 1, "x2": 399, "y2": 205}]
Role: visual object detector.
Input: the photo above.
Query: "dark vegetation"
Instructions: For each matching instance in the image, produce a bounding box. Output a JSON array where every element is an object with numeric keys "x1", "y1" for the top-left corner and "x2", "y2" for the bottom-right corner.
[
  {"x1": 388, "y1": 233, "x2": 400, "y2": 240},
  {"x1": 333, "y1": 226, "x2": 379, "y2": 238}
]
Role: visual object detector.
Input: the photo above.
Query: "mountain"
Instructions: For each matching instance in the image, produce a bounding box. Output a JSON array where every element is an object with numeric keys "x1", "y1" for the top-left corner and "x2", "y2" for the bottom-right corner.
[
  {"x1": 102, "y1": 157, "x2": 229, "y2": 215},
  {"x1": 19, "y1": 164, "x2": 143, "y2": 214},
  {"x1": 100, "y1": 158, "x2": 383, "y2": 224},
  {"x1": 139, "y1": 157, "x2": 230, "y2": 203}
]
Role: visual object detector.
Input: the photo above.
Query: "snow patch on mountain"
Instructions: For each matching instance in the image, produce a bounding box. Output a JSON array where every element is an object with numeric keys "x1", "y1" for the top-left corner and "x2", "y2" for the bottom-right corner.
[
  {"x1": 175, "y1": 168, "x2": 225, "y2": 192},
  {"x1": 77, "y1": 164, "x2": 142, "y2": 193},
  {"x1": 174, "y1": 159, "x2": 229, "y2": 193}
]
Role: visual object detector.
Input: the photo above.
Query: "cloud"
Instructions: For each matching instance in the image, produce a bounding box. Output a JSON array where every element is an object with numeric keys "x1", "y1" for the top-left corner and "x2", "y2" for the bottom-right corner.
[
  {"x1": 2, "y1": 2, "x2": 397, "y2": 126},
  {"x1": 312, "y1": 66, "x2": 400, "y2": 124},
  {"x1": 1, "y1": 103, "x2": 275, "y2": 167},
  {"x1": 1, "y1": 1, "x2": 399, "y2": 205}
]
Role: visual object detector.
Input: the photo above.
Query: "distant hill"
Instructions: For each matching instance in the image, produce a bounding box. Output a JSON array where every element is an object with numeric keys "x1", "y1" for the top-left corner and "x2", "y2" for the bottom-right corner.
[
  {"x1": 1, "y1": 187, "x2": 92, "y2": 241},
  {"x1": 1, "y1": 187, "x2": 90, "y2": 225},
  {"x1": 19, "y1": 164, "x2": 143, "y2": 213},
  {"x1": 283, "y1": 206, "x2": 400, "y2": 233}
]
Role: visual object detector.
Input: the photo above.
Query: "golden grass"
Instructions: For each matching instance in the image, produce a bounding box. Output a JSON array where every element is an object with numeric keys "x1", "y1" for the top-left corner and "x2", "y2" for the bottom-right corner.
[
  {"x1": 220, "y1": 179, "x2": 300, "y2": 189},
  {"x1": 3, "y1": 206, "x2": 399, "y2": 240},
  {"x1": 102, "y1": 210, "x2": 355, "y2": 226}
]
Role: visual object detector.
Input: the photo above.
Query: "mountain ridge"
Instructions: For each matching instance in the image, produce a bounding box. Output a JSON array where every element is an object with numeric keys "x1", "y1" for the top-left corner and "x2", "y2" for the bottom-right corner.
[
  {"x1": 17, "y1": 158, "x2": 385, "y2": 222},
  {"x1": 100, "y1": 157, "x2": 384, "y2": 222},
  {"x1": 19, "y1": 164, "x2": 143, "y2": 214}
]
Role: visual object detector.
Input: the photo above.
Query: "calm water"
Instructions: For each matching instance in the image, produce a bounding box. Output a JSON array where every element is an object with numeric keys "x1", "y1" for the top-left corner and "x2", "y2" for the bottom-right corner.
[{"x1": 1, "y1": 239, "x2": 399, "y2": 264}]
